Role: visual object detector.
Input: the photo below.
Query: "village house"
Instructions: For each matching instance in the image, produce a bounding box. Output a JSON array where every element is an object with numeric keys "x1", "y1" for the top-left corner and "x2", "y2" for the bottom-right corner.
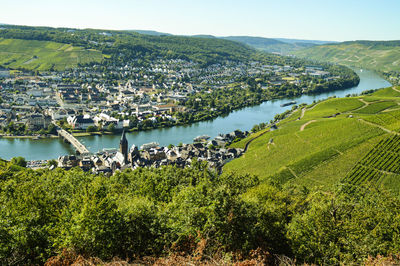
[
  {"x1": 49, "y1": 108, "x2": 76, "y2": 120},
  {"x1": 93, "y1": 113, "x2": 123, "y2": 130},
  {"x1": 26, "y1": 113, "x2": 52, "y2": 130},
  {"x1": 67, "y1": 115, "x2": 95, "y2": 130}
]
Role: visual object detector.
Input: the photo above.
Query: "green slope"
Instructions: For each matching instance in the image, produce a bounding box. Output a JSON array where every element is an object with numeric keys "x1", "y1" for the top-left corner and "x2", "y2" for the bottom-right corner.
[
  {"x1": 225, "y1": 86, "x2": 400, "y2": 193},
  {"x1": 222, "y1": 35, "x2": 317, "y2": 54},
  {"x1": 0, "y1": 38, "x2": 103, "y2": 71},
  {"x1": 0, "y1": 25, "x2": 256, "y2": 69},
  {"x1": 294, "y1": 41, "x2": 400, "y2": 72}
]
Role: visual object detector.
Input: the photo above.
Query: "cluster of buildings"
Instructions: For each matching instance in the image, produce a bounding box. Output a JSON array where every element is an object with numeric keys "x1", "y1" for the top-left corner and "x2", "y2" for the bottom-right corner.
[
  {"x1": 0, "y1": 59, "x2": 338, "y2": 134},
  {"x1": 57, "y1": 129, "x2": 247, "y2": 175}
]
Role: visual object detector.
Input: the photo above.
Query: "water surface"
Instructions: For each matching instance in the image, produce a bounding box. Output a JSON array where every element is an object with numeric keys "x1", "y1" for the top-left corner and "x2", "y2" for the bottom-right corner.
[{"x1": 0, "y1": 70, "x2": 390, "y2": 160}]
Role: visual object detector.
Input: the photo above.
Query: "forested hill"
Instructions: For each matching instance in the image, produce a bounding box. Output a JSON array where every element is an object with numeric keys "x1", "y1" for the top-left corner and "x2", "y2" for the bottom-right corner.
[
  {"x1": 221, "y1": 35, "x2": 318, "y2": 54},
  {"x1": 128, "y1": 30, "x2": 335, "y2": 54},
  {"x1": 0, "y1": 25, "x2": 348, "y2": 72},
  {"x1": 294, "y1": 40, "x2": 400, "y2": 72},
  {"x1": 0, "y1": 25, "x2": 255, "y2": 70}
]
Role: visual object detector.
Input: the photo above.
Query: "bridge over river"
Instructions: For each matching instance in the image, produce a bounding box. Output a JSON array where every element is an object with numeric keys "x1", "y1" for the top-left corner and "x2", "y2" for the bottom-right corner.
[{"x1": 54, "y1": 123, "x2": 90, "y2": 155}]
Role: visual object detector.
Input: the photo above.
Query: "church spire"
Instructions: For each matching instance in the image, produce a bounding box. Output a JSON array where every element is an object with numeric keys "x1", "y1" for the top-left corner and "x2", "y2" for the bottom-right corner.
[{"x1": 120, "y1": 129, "x2": 128, "y2": 164}]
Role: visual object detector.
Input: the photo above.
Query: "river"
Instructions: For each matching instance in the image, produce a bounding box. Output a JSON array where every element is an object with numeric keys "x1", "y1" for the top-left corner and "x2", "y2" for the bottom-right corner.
[{"x1": 0, "y1": 69, "x2": 391, "y2": 160}]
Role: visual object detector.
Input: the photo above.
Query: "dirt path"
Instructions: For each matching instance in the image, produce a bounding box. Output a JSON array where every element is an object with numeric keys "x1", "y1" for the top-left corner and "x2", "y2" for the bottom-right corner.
[
  {"x1": 308, "y1": 102, "x2": 321, "y2": 110},
  {"x1": 358, "y1": 119, "x2": 400, "y2": 135},
  {"x1": 300, "y1": 108, "x2": 306, "y2": 119},
  {"x1": 358, "y1": 98, "x2": 370, "y2": 106},
  {"x1": 243, "y1": 129, "x2": 270, "y2": 152},
  {"x1": 348, "y1": 98, "x2": 371, "y2": 113},
  {"x1": 392, "y1": 86, "x2": 400, "y2": 93},
  {"x1": 23, "y1": 58, "x2": 38, "y2": 65},
  {"x1": 288, "y1": 167, "x2": 299, "y2": 179},
  {"x1": 300, "y1": 120, "x2": 317, "y2": 131}
]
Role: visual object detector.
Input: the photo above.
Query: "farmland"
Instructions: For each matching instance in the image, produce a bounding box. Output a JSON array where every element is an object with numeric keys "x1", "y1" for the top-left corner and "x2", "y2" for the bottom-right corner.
[
  {"x1": 343, "y1": 134, "x2": 400, "y2": 194},
  {"x1": 224, "y1": 86, "x2": 400, "y2": 193},
  {"x1": 0, "y1": 38, "x2": 103, "y2": 70}
]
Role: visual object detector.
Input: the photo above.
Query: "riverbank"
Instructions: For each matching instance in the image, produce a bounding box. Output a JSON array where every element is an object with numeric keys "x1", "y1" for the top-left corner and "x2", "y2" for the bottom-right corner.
[
  {"x1": 0, "y1": 134, "x2": 59, "y2": 139},
  {"x1": 0, "y1": 130, "x2": 117, "y2": 139},
  {"x1": 0, "y1": 77, "x2": 360, "y2": 140},
  {"x1": 0, "y1": 70, "x2": 391, "y2": 160}
]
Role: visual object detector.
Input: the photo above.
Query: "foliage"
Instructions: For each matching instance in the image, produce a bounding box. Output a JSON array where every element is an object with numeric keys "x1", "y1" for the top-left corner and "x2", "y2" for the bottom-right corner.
[
  {"x1": 2, "y1": 117, "x2": 400, "y2": 266},
  {"x1": 106, "y1": 123, "x2": 116, "y2": 133},
  {"x1": 10, "y1": 156, "x2": 26, "y2": 167},
  {"x1": 287, "y1": 186, "x2": 400, "y2": 265},
  {"x1": 0, "y1": 25, "x2": 253, "y2": 69},
  {"x1": 86, "y1": 125, "x2": 97, "y2": 133},
  {"x1": 1, "y1": 157, "x2": 400, "y2": 265}
]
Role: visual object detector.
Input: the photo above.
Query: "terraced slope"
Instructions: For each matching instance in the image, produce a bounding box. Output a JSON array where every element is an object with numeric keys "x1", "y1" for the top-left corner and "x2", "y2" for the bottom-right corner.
[
  {"x1": 343, "y1": 134, "x2": 400, "y2": 190},
  {"x1": 0, "y1": 38, "x2": 103, "y2": 71},
  {"x1": 294, "y1": 41, "x2": 400, "y2": 72},
  {"x1": 225, "y1": 86, "x2": 400, "y2": 193}
]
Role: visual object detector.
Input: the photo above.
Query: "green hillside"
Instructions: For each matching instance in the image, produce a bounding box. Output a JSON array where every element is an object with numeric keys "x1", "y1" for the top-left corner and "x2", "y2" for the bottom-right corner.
[
  {"x1": 0, "y1": 25, "x2": 255, "y2": 70},
  {"x1": 2, "y1": 87, "x2": 400, "y2": 265},
  {"x1": 225, "y1": 86, "x2": 400, "y2": 194},
  {"x1": 0, "y1": 38, "x2": 103, "y2": 71},
  {"x1": 294, "y1": 41, "x2": 400, "y2": 72},
  {"x1": 222, "y1": 35, "x2": 317, "y2": 54}
]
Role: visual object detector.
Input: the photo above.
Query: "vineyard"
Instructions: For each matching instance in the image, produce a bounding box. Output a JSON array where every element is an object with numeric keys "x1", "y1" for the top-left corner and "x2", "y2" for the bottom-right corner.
[
  {"x1": 343, "y1": 134, "x2": 400, "y2": 186},
  {"x1": 359, "y1": 109, "x2": 400, "y2": 131},
  {"x1": 226, "y1": 86, "x2": 400, "y2": 192},
  {"x1": 354, "y1": 101, "x2": 398, "y2": 114}
]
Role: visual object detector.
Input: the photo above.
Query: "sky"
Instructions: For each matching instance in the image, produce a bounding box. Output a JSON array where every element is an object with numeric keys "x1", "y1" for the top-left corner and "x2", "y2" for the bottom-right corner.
[{"x1": 1, "y1": 0, "x2": 400, "y2": 42}]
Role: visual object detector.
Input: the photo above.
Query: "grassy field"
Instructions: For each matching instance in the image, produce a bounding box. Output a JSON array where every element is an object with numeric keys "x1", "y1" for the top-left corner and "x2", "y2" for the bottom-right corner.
[
  {"x1": 294, "y1": 42, "x2": 400, "y2": 72},
  {"x1": 224, "y1": 86, "x2": 400, "y2": 193},
  {"x1": 0, "y1": 38, "x2": 103, "y2": 71}
]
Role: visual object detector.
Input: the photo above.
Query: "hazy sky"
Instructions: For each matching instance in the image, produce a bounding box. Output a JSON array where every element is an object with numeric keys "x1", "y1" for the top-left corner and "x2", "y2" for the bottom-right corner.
[{"x1": 1, "y1": 0, "x2": 399, "y2": 41}]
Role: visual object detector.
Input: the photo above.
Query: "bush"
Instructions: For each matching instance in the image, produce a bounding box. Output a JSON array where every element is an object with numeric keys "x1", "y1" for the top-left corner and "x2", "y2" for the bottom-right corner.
[
  {"x1": 86, "y1": 125, "x2": 97, "y2": 133},
  {"x1": 10, "y1": 156, "x2": 27, "y2": 167}
]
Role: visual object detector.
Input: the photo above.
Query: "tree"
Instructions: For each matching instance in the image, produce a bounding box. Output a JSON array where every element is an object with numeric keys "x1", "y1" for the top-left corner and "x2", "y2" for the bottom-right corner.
[
  {"x1": 47, "y1": 159, "x2": 58, "y2": 168},
  {"x1": 10, "y1": 156, "x2": 27, "y2": 167},
  {"x1": 47, "y1": 124, "x2": 57, "y2": 135},
  {"x1": 86, "y1": 125, "x2": 97, "y2": 133},
  {"x1": 107, "y1": 123, "x2": 116, "y2": 133}
]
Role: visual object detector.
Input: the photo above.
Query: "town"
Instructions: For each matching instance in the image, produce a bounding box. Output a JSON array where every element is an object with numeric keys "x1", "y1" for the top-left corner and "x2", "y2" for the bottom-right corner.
[
  {"x1": 56, "y1": 129, "x2": 248, "y2": 175},
  {"x1": 0, "y1": 59, "x2": 340, "y2": 137}
]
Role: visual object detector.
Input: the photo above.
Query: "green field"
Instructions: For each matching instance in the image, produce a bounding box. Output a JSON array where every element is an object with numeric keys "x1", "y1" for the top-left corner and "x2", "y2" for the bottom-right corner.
[
  {"x1": 294, "y1": 42, "x2": 400, "y2": 72},
  {"x1": 0, "y1": 38, "x2": 103, "y2": 71},
  {"x1": 224, "y1": 86, "x2": 400, "y2": 193}
]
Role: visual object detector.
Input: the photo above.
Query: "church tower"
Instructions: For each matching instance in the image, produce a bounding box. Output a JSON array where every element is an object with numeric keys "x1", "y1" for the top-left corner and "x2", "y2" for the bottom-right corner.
[{"x1": 120, "y1": 129, "x2": 128, "y2": 164}]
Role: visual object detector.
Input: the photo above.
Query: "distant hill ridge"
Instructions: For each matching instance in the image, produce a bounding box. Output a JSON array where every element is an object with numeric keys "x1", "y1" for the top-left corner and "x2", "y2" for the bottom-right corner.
[
  {"x1": 0, "y1": 24, "x2": 259, "y2": 70},
  {"x1": 129, "y1": 29, "x2": 336, "y2": 54},
  {"x1": 294, "y1": 40, "x2": 400, "y2": 72}
]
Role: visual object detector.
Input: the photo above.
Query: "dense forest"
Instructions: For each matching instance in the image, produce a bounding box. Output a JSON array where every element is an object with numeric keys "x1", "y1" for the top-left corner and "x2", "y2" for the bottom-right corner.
[{"x1": 0, "y1": 158, "x2": 400, "y2": 265}]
